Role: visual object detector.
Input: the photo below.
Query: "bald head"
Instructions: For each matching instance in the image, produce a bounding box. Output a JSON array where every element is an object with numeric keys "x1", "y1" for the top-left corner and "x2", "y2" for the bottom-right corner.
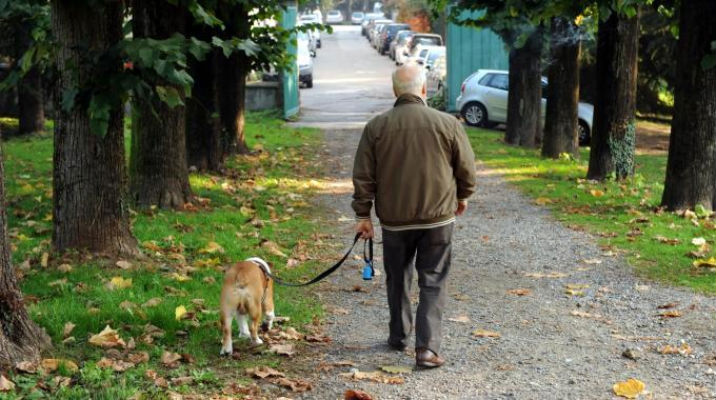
[{"x1": 392, "y1": 64, "x2": 427, "y2": 98}]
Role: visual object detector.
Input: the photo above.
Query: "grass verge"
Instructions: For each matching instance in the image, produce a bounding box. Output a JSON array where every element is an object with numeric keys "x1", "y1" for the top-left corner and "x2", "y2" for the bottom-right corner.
[
  {"x1": 2, "y1": 111, "x2": 336, "y2": 399},
  {"x1": 466, "y1": 128, "x2": 715, "y2": 295}
]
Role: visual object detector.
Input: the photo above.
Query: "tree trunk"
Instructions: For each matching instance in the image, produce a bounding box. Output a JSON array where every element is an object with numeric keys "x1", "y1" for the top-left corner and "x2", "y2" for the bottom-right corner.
[
  {"x1": 130, "y1": 1, "x2": 192, "y2": 208},
  {"x1": 505, "y1": 28, "x2": 543, "y2": 148},
  {"x1": 217, "y1": 4, "x2": 251, "y2": 156},
  {"x1": 542, "y1": 17, "x2": 580, "y2": 159},
  {"x1": 186, "y1": 27, "x2": 223, "y2": 171},
  {"x1": 51, "y1": 1, "x2": 138, "y2": 255},
  {"x1": 14, "y1": 21, "x2": 45, "y2": 135},
  {"x1": 661, "y1": 0, "x2": 716, "y2": 210},
  {"x1": 586, "y1": 10, "x2": 640, "y2": 180},
  {"x1": 0, "y1": 130, "x2": 50, "y2": 368}
]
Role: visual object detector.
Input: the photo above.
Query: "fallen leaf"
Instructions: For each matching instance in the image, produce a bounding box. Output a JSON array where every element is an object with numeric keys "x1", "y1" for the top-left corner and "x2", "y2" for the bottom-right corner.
[
  {"x1": 169, "y1": 272, "x2": 191, "y2": 282},
  {"x1": 269, "y1": 343, "x2": 295, "y2": 357},
  {"x1": 659, "y1": 310, "x2": 682, "y2": 318},
  {"x1": 570, "y1": 310, "x2": 612, "y2": 324},
  {"x1": 525, "y1": 271, "x2": 568, "y2": 279},
  {"x1": 142, "y1": 298, "x2": 162, "y2": 308},
  {"x1": 654, "y1": 236, "x2": 680, "y2": 245},
  {"x1": 116, "y1": 260, "x2": 133, "y2": 269},
  {"x1": 613, "y1": 378, "x2": 646, "y2": 399},
  {"x1": 15, "y1": 361, "x2": 37, "y2": 374},
  {"x1": 106, "y1": 276, "x2": 132, "y2": 290},
  {"x1": 128, "y1": 351, "x2": 150, "y2": 364},
  {"x1": 344, "y1": 389, "x2": 373, "y2": 400},
  {"x1": 581, "y1": 259, "x2": 602, "y2": 265},
  {"x1": 161, "y1": 351, "x2": 182, "y2": 368},
  {"x1": 692, "y1": 237, "x2": 707, "y2": 246},
  {"x1": 534, "y1": 197, "x2": 552, "y2": 205},
  {"x1": 89, "y1": 325, "x2": 125, "y2": 348},
  {"x1": 277, "y1": 327, "x2": 303, "y2": 340},
  {"x1": 41, "y1": 252, "x2": 49, "y2": 268},
  {"x1": 658, "y1": 343, "x2": 692, "y2": 356},
  {"x1": 63, "y1": 322, "x2": 76, "y2": 338},
  {"x1": 379, "y1": 365, "x2": 413, "y2": 374},
  {"x1": 657, "y1": 302, "x2": 678, "y2": 309},
  {"x1": 119, "y1": 300, "x2": 135, "y2": 311},
  {"x1": 286, "y1": 258, "x2": 300, "y2": 268},
  {"x1": 261, "y1": 239, "x2": 287, "y2": 257},
  {"x1": 40, "y1": 358, "x2": 79, "y2": 373},
  {"x1": 339, "y1": 370, "x2": 405, "y2": 384},
  {"x1": 506, "y1": 288, "x2": 531, "y2": 296},
  {"x1": 222, "y1": 382, "x2": 261, "y2": 396},
  {"x1": 246, "y1": 366, "x2": 285, "y2": 379},
  {"x1": 447, "y1": 315, "x2": 471, "y2": 323},
  {"x1": 171, "y1": 376, "x2": 194, "y2": 386},
  {"x1": 57, "y1": 263, "x2": 73, "y2": 273},
  {"x1": 590, "y1": 189, "x2": 604, "y2": 197},
  {"x1": 143, "y1": 241, "x2": 163, "y2": 252},
  {"x1": 199, "y1": 241, "x2": 224, "y2": 254},
  {"x1": 175, "y1": 305, "x2": 187, "y2": 321},
  {"x1": 692, "y1": 257, "x2": 716, "y2": 268},
  {"x1": 273, "y1": 377, "x2": 313, "y2": 392},
  {"x1": 97, "y1": 357, "x2": 135, "y2": 372},
  {"x1": 0, "y1": 375, "x2": 15, "y2": 392},
  {"x1": 472, "y1": 329, "x2": 501, "y2": 338}
]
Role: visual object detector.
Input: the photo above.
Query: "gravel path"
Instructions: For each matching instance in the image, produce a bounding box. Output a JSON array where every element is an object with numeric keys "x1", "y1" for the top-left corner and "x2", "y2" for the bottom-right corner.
[{"x1": 294, "y1": 127, "x2": 716, "y2": 400}]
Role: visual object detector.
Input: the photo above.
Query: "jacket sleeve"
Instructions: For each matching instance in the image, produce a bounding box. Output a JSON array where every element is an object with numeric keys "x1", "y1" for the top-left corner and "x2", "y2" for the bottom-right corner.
[
  {"x1": 452, "y1": 120, "x2": 477, "y2": 201},
  {"x1": 351, "y1": 124, "x2": 376, "y2": 219}
]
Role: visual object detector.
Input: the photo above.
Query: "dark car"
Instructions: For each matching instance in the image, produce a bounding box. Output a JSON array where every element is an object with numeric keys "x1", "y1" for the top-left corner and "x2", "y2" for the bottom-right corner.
[{"x1": 379, "y1": 23, "x2": 410, "y2": 55}]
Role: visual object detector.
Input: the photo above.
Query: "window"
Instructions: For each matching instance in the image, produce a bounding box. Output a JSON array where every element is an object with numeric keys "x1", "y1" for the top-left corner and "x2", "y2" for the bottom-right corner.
[
  {"x1": 478, "y1": 73, "x2": 493, "y2": 86},
  {"x1": 487, "y1": 74, "x2": 509, "y2": 90}
]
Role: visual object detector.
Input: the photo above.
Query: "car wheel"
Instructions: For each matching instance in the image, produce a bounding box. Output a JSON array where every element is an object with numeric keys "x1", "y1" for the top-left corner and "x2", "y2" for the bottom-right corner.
[
  {"x1": 578, "y1": 120, "x2": 590, "y2": 145},
  {"x1": 307, "y1": 76, "x2": 313, "y2": 89},
  {"x1": 461, "y1": 102, "x2": 488, "y2": 127}
]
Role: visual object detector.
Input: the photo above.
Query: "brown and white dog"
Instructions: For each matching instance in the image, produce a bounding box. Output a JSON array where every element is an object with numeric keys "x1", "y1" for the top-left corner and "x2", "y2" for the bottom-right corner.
[{"x1": 220, "y1": 257, "x2": 275, "y2": 355}]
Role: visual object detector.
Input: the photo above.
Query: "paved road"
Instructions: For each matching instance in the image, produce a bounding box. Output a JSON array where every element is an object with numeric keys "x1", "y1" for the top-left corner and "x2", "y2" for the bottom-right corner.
[{"x1": 291, "y1": 25, "x2": 395, "y2": 129}]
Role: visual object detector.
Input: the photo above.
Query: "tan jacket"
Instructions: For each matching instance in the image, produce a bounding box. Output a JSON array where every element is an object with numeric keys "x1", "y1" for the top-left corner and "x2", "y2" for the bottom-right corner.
[{"x1": 352, "y1": 94, "x2": 477, "y2": 228}]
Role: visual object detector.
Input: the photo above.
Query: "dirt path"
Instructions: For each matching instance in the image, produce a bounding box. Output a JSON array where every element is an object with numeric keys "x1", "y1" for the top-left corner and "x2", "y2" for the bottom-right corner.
[{"x1": 295, "y1": 127, "x2": 716, "y2": 400}]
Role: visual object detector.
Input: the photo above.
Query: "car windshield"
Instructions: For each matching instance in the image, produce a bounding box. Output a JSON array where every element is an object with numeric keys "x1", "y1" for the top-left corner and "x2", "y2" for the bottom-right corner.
[
  {"x1": 352, "y1": 12, "x2": 363, "y2": 17},
  {"x1": 427, "y1": 50, "x2": 444, "y2": 64},
  {"x1": 415, "y1": 37, "x2": 441, "y2": 46},
  {"x1": 300, "y1": 15, "x2": 317, "y2": 21},
  {"x1": 328, "y1": 11, "x2": 340, "y2": 15}
]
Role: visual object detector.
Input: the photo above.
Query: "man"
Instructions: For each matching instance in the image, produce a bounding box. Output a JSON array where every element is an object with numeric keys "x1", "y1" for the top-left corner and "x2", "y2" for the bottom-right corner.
[{"x1": 352, "y1": 64, "x2": 477, "y2": 368}]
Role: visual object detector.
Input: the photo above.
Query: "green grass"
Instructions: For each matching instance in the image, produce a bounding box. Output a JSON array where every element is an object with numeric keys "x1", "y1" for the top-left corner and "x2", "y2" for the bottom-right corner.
[
  {"x1": 1, "y1": 111, "x2": 336, "y2": 399},
  {"x1": 467, "y1": 128, "x2": 715, "y2": 295}
]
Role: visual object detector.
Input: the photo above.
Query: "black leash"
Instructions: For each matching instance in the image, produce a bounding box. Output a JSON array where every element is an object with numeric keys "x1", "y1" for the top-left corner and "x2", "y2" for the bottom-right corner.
[{"x1": 255, "y1": 233, "x2": 374, "y2": 287}]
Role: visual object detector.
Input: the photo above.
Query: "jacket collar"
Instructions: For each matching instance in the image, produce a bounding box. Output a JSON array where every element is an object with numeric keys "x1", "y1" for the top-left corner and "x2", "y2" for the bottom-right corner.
[{"x1": 394, "y1": 93, "x2": 426, "y2": 108}]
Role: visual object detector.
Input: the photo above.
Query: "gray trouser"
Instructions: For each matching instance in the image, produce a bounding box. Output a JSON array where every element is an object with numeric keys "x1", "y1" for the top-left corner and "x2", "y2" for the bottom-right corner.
[{"x1": 381, "y1": 223, "x2": 453, "y2": 353}]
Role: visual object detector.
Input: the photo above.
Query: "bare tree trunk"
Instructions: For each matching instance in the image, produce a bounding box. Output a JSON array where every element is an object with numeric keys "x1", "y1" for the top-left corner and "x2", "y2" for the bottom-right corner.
[
  {"x1": 130, "y1": 1, "x2": 192, "y2": 208},
  {"x1": 586, "y1": 10, "x2": 640, "y2": 180},
  {"x1": 217, "y1": 4, "x2": 251, "y2": 156},
  {"x1": 542, "y1": 17, "x2": 580, "y2": 159},
  {"x1": 51, "y1": 1, "x2": 138, "y2": 255},
  {"x1": 661, "y1": 0, "x2": 716, "y2": 210},
  {"x1": 0, "y1": 130, "x2": 50, "y2": 368},
  {"x1": 186, "y1": 48, "x2": 223, "y2": 171},
  {"x1": 505, "y1": 28, "x2": 543, "y2": 148},
  {"x1": 14, "y1": 21, "x2": 45, "y2": 135}
]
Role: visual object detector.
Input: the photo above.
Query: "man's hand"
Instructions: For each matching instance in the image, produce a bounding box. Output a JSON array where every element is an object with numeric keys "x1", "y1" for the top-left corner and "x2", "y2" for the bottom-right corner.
[
  {"x1": 355, "y1": 219, "x2": 374, "y2": 239},
  {"x1": 455, "y1": 200, "x2": 468, "y2": 216}
]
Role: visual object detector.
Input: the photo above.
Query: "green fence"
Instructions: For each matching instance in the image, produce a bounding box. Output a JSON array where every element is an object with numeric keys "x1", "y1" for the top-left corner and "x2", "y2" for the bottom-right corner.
[{"x1": 281, "y1": 3, "x2": 300, "y2": 119}]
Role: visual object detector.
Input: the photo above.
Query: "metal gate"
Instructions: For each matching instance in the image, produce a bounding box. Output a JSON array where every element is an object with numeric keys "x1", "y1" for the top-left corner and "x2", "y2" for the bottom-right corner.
[
  {"x1": 445, "y1": 10, "x2": 508, "y2": 113},
  {"x1": 281, "y1": 3, "x2": 300, "y2": 119}
]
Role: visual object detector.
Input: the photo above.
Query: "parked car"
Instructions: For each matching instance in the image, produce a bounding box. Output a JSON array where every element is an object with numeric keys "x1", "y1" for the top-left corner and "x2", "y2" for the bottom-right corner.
[
  {"x1": 379, "y1": 23, "x2": 410, "y2": 55},
  {"x1": 351, "y1": 11, "x2": 365, "y2": 24},
  {"x1": 297, "y1": 40, "x2": 314, "y2": 88},
  {"x1": 422, "y1": 46, "x2": 445, "y2": 70},
  {"x1": 390, "y1": 30, "x2": 413, "y2": 61},
  {"x1": 368, "y1": 19, "x2": 392, "y2": 44},
  {"x1": 394, "y1": 31, "x2": 415, "y2": 65},
  {"x1": 456, "y1": 70, "x2": 594, "y2": 144},
  {"x1": 297, "y1": 27, "x2": 318, "y2": 55},
  {"x1": 426, "y1": 53, "x2": 446, "y2": 98},
  {"x1": 298, "y1": 14, "x2": 322, "y2": 47},
  {"x1": 326, "y1": 10, "x2": 344, "y2": 24},
  {"x1": 406, "y1": 33, "x2": 443, "y2": 56},
  {"x1": 361, "y1": 12, "x2": 385, "y2": 36},
  {"x1": 372, "y1": 23, "x2": 388, "y2": 49}
]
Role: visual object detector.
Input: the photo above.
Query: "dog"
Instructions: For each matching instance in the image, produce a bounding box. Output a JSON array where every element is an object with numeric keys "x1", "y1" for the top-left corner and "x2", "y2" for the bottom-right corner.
[{"x1": 219, "y1": 257, "x2": 275, "y2": 355}]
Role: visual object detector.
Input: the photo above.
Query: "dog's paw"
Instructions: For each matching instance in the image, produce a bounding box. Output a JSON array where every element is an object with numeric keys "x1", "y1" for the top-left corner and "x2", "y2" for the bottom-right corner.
[
  {"x1": 252, "y1": 337, "x2": 264, "y2": 346},
  {"x1": 219, "y1": 347, "x2": 233, "y2": 356}
]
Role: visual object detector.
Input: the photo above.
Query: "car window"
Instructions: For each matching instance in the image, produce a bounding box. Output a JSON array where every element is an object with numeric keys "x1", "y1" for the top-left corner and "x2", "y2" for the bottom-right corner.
[
  {"x1": 419, "y1": 49, "x2": 430, "y2": 58},
  {"x1": 487, "y1": 74, "x2": 509, "y2": 90},
  {"x1": 478, "y1": 73, "x2": 493, "y2": 86}
]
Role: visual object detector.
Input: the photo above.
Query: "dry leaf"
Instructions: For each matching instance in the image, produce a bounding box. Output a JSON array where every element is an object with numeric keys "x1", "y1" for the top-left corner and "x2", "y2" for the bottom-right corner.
[
  {"x1": 570, "y1": 310, "x2": 612, "y2": 324},
  {"x1": 40, "y1": 358, "x2": 79, "y2": 373},
  {"x1": 246, "y1": 366, "x2": 285, "y2": 379},
  {"x1": 171, "y1": 376, "x2": 194, "y2": 386},
  {"x1": 659, "y1": 310, "x2": 682, "y2": 318},
  {"x1": 128, "y1": 351, "x2": 150, "y2": 364},
  {"x1": 507, "y1": 288, "x2": 531, "y2": 296},
  {"x1": 175, "y1": 305, "x2": 187, "y2": 321},
  {"x1": 273, "y1": 377, "x2": 313, "y2": 392},
  {"x1": 344, "y1": 389, "x2": 374, "y2": 400},
  {"x1": 692, "y1": 237, "x2": 707, "y2": 246},
  {"x1": 286, "y1": 258, "x2": 300, "y2": 268},
  {"x1": 448, "y1": 315, "x2": 471, "y2": 323},
  {"x1": 199, "y1": 241, "x2": 224, "y2": 254},
  {"x1": 379, "y1": 365, "x2": 413, "y2": 374},
  {"x1": 116, "y1": 260, "x2": 133, "y2": 269},
  {"x1": 15, "y1": 361, "x2": 37, "y2": 374},
  {"x1": 581, "y1": 259, "x2": 602, "y2": 265},
  {"x1": 658, "y1": 343, "x2": 692, "y2": 356},
  {"x1": 142, "y1": 298, "x2": 162, "y2": 308},
  {"x1": 0, "y1": 375, "x2": 15, "y2": 392},
  {"x1": 657, "y1": 302, "x2": 678, "y2": 309},
  {"x1": 119, "y1": 300, "x2": 135, "y2": 311},
  {"x1": 692, "y1": 257, "x2": 716, "y2": 268},
  {"x1": 57, "y1": 263, "x2": 73, "y2": 273},
  {"x1": 613, "y1": 378, "x2": 646, "y2": 399},
  {"x1": 89, "y1": 325, "x2": 125, "y2": 348},
  {"x1": 40, "y1": 252, "x2": 49, "y2": 268},
  {"x1": 261, "y1": 239, "x2": 287, "y2": 257},
  {"x1": 269, "y1": 343, "x2": 295, "y2": 357},
  {"x1": 161, "y1": 351, "x2": 182, "y2": 367},
  {"x1": 106, "y1": 276, "x2": 132, "y2": 290},
  {"x1": 63, "y1": 322, "x2": 76, "y2": 338},
  {"x1": 472, "y1": 329, "x2": 501, "y2": 338},
  {"x1": 525, "y1": 271, "x2": 568, "y2": 279},
  {"x1": 590, "y1": 189, "x2": 604, "y2": 197},
  {"x1": 534, "y1": 197, "x2": 552, "y2": 205},
  {"x1": 654, "y1": 236, "x2": 680, "y2": 245},
  {"x1": 97, "y1": 357, "x2": 135, "y2": 372},
  {"x1": 169, "y1": 272, "x2": 191, "y2": 282}
]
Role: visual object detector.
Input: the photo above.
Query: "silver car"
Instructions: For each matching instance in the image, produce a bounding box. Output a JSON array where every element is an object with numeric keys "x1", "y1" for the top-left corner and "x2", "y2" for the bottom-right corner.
[{"x1": 456, "y1": 69, "x2": 594, "y2": 144}]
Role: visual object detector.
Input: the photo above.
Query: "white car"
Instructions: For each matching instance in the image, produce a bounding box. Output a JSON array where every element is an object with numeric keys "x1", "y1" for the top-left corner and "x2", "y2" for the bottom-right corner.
[
  {"x1": 456, "y1": 69, "x2": 594, "y2": 144},
  {"x1": 297, "y1": 39, "x2": 313, "y2": 88},
  {"x1": 351, "y1": 11, "x2": 364, "y2": 24},
  {"x1": 326, "y1": 10, "x2": 343, "y2": 24},
  {"x1": 298, "y1": 14, "x2": 321, "y2": 48}
]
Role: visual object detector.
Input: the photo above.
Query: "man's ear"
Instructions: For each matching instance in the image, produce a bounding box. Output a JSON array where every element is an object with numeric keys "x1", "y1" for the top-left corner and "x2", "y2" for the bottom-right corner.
[
  {"x1": 421, "y1": 83, "x2": 427, "y2": 98},
  {"x1": 393, "y1": 86, "x2": 399, "y2": 98}
]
